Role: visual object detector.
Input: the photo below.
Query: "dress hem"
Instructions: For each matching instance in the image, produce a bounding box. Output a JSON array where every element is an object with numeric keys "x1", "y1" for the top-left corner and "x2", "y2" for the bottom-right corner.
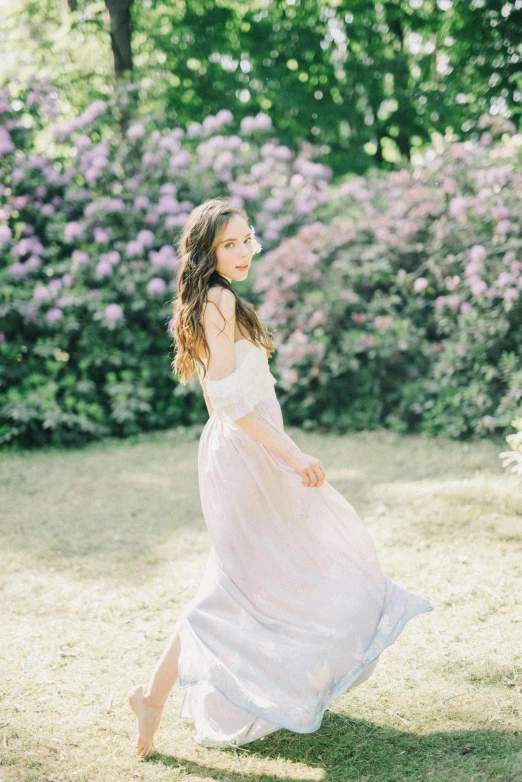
[{"x1": 175, "y1": 586, "x2": 434, "y2": 741}]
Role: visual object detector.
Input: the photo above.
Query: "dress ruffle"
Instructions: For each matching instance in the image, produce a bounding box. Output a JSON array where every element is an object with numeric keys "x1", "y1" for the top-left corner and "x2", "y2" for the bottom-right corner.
[{"x1": 201, "y1": 342, "x2": 278, "y2": 421}]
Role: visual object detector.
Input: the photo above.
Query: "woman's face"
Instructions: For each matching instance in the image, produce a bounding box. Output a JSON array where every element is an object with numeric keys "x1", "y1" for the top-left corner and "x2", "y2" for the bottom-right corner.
[{"x1": 214, "y1": 214, "x2": 253, "y2": 283}]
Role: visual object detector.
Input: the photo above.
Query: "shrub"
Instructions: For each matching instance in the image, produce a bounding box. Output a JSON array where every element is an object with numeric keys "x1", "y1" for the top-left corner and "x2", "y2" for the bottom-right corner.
[
  {"x1": 255, "y1": 115, "x2": 522, "y2": 439},
  {"x1": 0, "y1": 76, "x2": 331, "y2": 447}
]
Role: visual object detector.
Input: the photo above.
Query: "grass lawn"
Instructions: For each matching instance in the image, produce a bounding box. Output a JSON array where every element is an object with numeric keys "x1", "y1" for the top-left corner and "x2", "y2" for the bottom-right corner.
[{"x1": 1, "y1": 425, "x2": 521, "y2": 782}]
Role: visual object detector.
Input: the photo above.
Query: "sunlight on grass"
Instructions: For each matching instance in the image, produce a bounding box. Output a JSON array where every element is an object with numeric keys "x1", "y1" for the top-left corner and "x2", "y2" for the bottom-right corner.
[{"x1": 1, "y1": 427, "x2": 521, "y2": 781}]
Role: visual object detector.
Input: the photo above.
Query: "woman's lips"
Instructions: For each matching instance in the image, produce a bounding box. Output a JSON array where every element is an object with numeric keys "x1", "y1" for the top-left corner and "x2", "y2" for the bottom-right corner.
[{"x1": 236, "y1": 264, "x2": 249, "y2": 270}]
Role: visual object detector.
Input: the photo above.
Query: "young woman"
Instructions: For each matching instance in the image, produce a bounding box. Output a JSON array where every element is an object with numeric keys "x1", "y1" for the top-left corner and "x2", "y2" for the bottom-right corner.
[{"x1": 128, "y1": 196, "x2": 433, "y2": 756}]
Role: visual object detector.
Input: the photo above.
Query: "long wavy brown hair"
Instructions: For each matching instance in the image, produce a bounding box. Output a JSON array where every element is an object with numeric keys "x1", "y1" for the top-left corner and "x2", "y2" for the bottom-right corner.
[{"x1": 170, "y1": 197, "x2": 274, "y2": 385}]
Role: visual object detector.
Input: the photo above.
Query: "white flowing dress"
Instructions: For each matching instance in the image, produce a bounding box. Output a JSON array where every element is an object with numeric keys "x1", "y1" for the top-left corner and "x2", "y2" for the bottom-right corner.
[{"x1": 173, "y1": 338, "x2": 433, "y2": 748}]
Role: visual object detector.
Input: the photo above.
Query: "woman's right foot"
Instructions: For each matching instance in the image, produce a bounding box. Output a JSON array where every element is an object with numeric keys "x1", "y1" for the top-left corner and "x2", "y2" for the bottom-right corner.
[{"x1": 128, "y1": 683, "x2": 163, "y2": 757}]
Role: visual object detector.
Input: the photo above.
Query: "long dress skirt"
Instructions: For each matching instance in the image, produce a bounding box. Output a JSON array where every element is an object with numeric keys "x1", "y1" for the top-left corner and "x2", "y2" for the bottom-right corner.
[{"x1": 173, "y1": 376, "x2": 434, "y2": 748}]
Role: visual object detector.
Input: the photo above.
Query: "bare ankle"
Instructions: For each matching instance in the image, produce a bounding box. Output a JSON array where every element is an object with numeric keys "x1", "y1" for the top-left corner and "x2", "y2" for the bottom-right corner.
[{"x1": 142, "y1": 687, "x2": 166, "y2": 710}]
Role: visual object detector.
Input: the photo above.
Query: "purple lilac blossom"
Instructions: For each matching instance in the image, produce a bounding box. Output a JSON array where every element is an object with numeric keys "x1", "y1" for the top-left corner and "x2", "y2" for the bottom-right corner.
[
  {"x1": 127, "y1": 123, "x2": 146, "y2": 141},
  {"x1": 46, "y1": 307, "x2": 63, "y2": 322},
  {"x1": 149, "y1": 245, "x2": 177, "y2": 268},
  {"x1": 26, "y1": 255, "x2": 41, "y2": 271},
  {"x1": 33, "y1": 285, "x2": 50, "y2": 301},
  {"x1": 105, "y1": 303, "x2": 124, "y2": 322},
  {"x1": 99, "y1": 251, "x2": 120, "y2": 265},
  {"x1": 134, "y1": 196, "x2": 150, "y2": 210},
  {"x1": 95, "y1": 261, "x2": 113, "y2": 277},
  {"x1": 165, "y1": 213, "x2": 189, "y2": 228},
  {"x1": 64, "y1": 222, "x2": 84, "y2": 241},
  {"x1": 137, "y1": 229, "x2": 154, "y2": 247},
  {"x1": 51, "y1": 99, "x2": 107, "y2": 141},
  {"x1": 0, "y1": 128, "x2": 14, "y2": 154},
  {"x1": 9, "y1": 263, "x2": 27, "y2": 276},
  {"x1": 94, "y1": 227, "x2": 112, "y2": 243},
  {"x1": 0, "y1": 225, "x2": 12, "y2": 245},
  {"x1": 72, "y1": 250, "x2": 90, "y2": 265},
  {"x1": 126, "y1": 240, "x2": 143, "y2": 256},
  {"x1": 147, "y1": 277, "x2": 167, "y2": 295}
]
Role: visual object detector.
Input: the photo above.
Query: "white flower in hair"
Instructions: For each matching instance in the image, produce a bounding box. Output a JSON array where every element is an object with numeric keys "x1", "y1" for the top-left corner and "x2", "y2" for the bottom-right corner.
[{"x1": 249, "y1": 224, "x2": 263, "y2": 255}]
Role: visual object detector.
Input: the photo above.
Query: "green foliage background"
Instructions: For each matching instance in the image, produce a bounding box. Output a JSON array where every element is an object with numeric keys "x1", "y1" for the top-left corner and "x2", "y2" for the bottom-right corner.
[
  {"x1": 2, "y1": 0, "x2": 522, "y2": 175},
  {"x1": 1, "y1": 0, "x2": 521, "y2": 454}
]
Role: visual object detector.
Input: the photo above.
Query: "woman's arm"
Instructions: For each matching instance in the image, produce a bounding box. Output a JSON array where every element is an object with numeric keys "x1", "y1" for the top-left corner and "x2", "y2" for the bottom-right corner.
[
  {"x1": 234, "y1": 408, "x2": 304, "y2": 465},
  {"x1": 202, "y1": 287, "x2": 326, "y2": 487},
  {"x1": 200, "y1": 376, "x2": 214, "y2": 416}
]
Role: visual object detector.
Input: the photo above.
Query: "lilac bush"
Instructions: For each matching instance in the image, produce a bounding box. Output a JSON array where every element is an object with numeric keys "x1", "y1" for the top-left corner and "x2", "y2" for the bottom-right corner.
[
  {"x1": 0, "y1": 76, "x2": 331, "y2": 447},
  {"x1": 2, "y1": 74, "x2": 520, "y2": 447},
  {"x1": 255, "y1": 115, "x2": 522, "y2": 439}
]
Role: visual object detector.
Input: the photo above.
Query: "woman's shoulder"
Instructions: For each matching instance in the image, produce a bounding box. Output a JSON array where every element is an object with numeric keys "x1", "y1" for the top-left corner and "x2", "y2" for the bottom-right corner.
[
  {"x1": 203, "y1": 286, "x2": 236, "y2": 324},
  {"x1": 205, "y1": 285, "x2": 235, "y2": 307}
]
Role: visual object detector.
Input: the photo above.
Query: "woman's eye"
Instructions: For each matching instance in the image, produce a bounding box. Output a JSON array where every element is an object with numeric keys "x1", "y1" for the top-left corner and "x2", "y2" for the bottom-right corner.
[{"x1": 224, "y1": 238, "x2": 251, "y2": 248}]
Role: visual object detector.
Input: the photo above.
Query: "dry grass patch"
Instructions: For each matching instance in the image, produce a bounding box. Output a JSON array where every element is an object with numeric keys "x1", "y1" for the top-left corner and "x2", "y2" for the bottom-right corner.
[{"x1": 1, "y1": 426, "x2": 521, "y2": 781}]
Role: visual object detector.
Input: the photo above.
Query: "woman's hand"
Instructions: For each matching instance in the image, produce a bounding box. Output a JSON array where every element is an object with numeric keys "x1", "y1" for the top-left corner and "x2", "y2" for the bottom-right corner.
[{"x1": 284, "y1": 449, "x2": 327, "y2": 488}]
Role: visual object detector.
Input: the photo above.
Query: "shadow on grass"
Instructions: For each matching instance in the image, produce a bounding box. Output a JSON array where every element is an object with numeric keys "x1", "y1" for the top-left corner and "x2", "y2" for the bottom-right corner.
[
  {"x1": 147, "y1": 711, "x2": 521, "y2": 781},
  {"x1": 1, "y1": 430, "x2": 207, "y2": 581}
]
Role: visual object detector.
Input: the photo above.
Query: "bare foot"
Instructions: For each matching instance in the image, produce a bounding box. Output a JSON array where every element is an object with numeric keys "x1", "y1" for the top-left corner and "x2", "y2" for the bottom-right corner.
[{"x1": 128, "y1": 683, "x2": 163, "y2": 757}]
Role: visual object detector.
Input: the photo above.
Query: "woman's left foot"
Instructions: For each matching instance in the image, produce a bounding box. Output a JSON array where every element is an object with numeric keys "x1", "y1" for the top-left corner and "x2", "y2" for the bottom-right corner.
[{"x1": 128, "y1": 683, "x2": 163, "y2": 757}]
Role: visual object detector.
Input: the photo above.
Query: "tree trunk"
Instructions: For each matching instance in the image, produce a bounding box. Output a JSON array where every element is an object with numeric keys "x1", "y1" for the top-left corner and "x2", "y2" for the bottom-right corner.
[
  {"x1": 104, "y1": 0, "x2": 133, "y2": 77},
  {"x1": 384, "y1": 4, "x2": 412, "y2": 160}
]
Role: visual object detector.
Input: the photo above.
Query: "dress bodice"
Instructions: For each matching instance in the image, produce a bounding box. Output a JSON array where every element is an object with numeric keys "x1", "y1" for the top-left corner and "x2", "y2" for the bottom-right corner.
[
  {"x1": 233, "y1": 338, "x2": 259, "y2": 366},
  {"x1": 199, "y1": 338, "x2": 260, "y2": 367},
  {"x1": 198, "y1": 339, "x2": 277, "y2": 421}
]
